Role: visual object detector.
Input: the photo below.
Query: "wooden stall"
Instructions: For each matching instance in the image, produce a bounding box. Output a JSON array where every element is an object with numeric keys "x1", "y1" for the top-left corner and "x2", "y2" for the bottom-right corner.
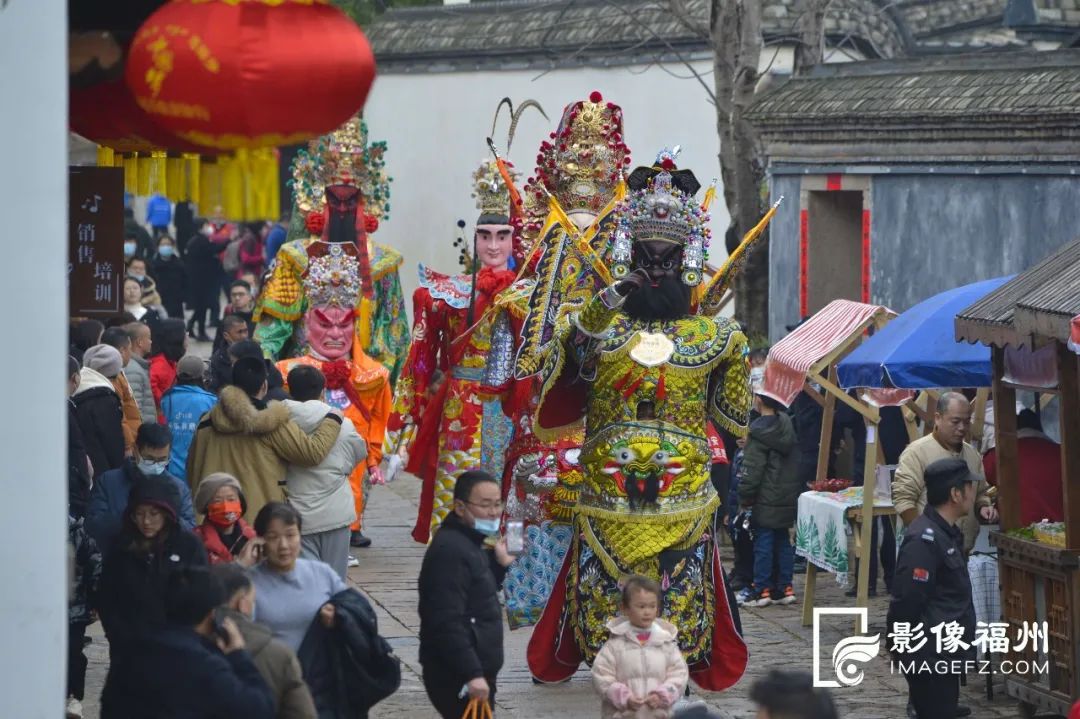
[
  {"x1": 759, "y1": 300, "x2": 910, "y2": 628},
  {"x1": 956, "y1": 238, "x2": 1080, "y2": 718}
]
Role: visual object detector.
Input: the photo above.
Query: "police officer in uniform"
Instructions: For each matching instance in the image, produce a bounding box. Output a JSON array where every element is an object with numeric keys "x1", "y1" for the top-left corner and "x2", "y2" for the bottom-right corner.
[{"x1": 888, "y1": 458, "x2": 979, "y2": 719}]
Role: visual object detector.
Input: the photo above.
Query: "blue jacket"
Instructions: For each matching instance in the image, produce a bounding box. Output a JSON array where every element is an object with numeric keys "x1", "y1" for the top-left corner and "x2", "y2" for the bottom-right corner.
[
  {"x1": 86, "y1": 460, "x2": 196, "y2": 555},
  {"x1": 161, "y1": 384, "x2": 219, "y2": 481},
  {"x1": 101, "y1": 625, "x2": 274, "y2": 719},
  {"x1": 145, "y1": 194, "x2": 172, "y2": 228},
  {"x1": 264, "y1": 223, "x2": 288, "y2": 265}
]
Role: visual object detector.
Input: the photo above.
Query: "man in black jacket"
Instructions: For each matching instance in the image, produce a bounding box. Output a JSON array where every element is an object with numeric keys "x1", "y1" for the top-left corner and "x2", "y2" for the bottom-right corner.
[
  {"x1": 101, "y1": 567, "x2": 274, "y2": 719},
  {"x1": 418, "y1": 471, "x2": 514, "y2": 718},
  {"x1": 888, "y1": 458, "x2": 978, "y2": 719}
]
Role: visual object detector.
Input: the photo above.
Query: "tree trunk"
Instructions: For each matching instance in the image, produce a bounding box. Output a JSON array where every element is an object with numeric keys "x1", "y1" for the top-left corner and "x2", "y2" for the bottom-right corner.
[
  {"x1": 794, "y1": 0, "x2": 831, "y2": 76},
  {"x1": 710, "y1": 0, "x2": 767, "y2": 339}
]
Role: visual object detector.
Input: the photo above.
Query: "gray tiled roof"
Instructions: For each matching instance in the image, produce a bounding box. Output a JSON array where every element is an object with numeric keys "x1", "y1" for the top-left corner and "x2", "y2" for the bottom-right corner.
[
  {"x1": 365, "y1": 0, "x2": 911, "y2": 68},
  {"x1": 1013, "y1": 239, "x2": 1080, "y2": 341},
  {"x1": 956, "y1": 237, "x2": 1080, "y2": 347},
  {"x1": 746, "y1": 49, "x2": 1080, "y2": 129}
]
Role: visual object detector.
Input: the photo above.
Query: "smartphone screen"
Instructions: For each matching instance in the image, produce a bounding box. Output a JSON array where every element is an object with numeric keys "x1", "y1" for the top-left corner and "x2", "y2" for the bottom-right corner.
[{"x1": 505, "y1": 520, "x2": 524, "y2": 554}]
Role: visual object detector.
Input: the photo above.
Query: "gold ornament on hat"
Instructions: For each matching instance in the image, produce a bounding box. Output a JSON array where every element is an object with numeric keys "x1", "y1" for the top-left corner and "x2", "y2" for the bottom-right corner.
[
  {"x1": 471, "y1": 158, "x2": 518, "y2": 216},
  {"x1": 289, "y1": 114, "x2": 392, "y2": 221}
]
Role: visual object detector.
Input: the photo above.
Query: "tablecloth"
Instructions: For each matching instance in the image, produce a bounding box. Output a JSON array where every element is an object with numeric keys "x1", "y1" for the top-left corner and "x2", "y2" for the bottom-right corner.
[
  {"x1": 795, "y1": 486, "x2": 893, "y2": 585},
  {"x1": 968, "y1": 554, "x2": 1000, "y2": 658}
]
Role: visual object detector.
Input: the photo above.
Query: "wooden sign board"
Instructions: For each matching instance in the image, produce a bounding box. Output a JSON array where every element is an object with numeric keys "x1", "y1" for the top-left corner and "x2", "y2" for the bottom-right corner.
[{"x1": 69, "y1": 166, "x2": 124, "y2": 316}]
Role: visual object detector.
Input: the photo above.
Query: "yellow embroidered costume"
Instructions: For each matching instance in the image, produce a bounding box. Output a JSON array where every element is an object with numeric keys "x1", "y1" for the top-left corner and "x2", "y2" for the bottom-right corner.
[
  {"x1": 482, "y1": 92, "x2": 631, "y2": 629},
  {"x1": 527, "y1": 156, "x2": 756, "y2": 692}
]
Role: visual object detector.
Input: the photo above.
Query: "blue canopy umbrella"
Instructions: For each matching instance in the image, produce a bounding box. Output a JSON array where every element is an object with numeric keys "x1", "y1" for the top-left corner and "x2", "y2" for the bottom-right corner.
[{"x1": 837, "y1": 276, "x2": 1013, "y2": 390}]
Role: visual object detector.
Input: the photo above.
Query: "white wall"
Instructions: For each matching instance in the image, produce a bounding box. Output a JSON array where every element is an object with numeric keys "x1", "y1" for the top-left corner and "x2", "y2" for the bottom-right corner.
[
  {"x1": 0, "y1": 1, "x2": 68, "y2": 716},
  {"x1": 363, "y1": 44, "x2": 863, "y2": 318},
  {"x1": 364, "y1": 60, "x2": 730, "y2": 315}
]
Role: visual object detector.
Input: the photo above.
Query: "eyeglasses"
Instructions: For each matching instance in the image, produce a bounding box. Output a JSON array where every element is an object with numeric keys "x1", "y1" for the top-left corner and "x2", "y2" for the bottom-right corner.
[{"x1": 465, "y1": 500, "x2": 504, "y2": 512}]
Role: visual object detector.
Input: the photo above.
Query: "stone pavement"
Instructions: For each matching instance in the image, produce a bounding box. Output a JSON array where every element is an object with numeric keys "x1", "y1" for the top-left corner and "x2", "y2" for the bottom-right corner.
[{"x1": 81, "y1": 476, "x2": 1039, "y2": 718}]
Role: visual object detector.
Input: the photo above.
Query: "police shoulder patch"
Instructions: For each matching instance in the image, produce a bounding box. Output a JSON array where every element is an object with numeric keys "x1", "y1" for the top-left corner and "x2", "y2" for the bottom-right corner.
[
  {"x1": 920, "y1": 531, "x2": 935, "y2": 543},
  {"x1": 912, "y1": 567, "x2": 930, "y2": 582}
]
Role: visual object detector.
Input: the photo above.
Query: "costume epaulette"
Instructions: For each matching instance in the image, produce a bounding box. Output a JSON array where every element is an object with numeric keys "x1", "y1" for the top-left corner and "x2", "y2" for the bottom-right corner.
[
  {"x1": 369, "y1": 242, "x2": 403, "y2": 283},
  {"x1": 417, "y1": 264, "x2": 472, "y2": 309},
  {"x1": 255, "y1": 240, "x2": 310, "y2": 322}
]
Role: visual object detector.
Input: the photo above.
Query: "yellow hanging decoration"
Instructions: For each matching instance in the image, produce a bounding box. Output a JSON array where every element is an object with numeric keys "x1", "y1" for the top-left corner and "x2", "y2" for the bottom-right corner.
[
  {"x1": 199, "y1": 159, "x2": 223, "y2": 219},
  {"x1": 183, "y1": 153, "x2": 200, "y2": 205},
  {"x1": 123, "y1": 153, "x2": 140, "y2": 197},
  {"x1": 97, "y1": 146, "x2": 115, "y2": 167},
  {"x1": 220, "y1": 153, "x2": 245, "y2": 221},
  {"x1": 141, "y1": 150, "x2": 168, "y2": 197},
  {"x1": 165, "y1": 157, "x2": 184, "y2": 203}
]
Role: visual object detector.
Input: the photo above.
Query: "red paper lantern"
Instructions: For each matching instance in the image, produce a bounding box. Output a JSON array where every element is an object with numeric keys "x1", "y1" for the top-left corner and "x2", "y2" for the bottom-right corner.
[
  {"x1": 70, "y1": 79, "x2": 208, "y2": 154},
  {"x1": 125, "y1": 0, "x2": 376, "y2": 152}
]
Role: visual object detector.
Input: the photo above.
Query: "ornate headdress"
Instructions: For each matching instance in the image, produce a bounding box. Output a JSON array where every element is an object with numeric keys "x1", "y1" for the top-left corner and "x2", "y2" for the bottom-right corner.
[
  {"x1": 290, "y1": 115, "x2": 392, "y2": 225},
  {"x1": 611, "y1": 149, "x2": 710, "y2": 286},
  {"x1": 301, "y1": 245, "x2": 362, "y2": 309},
  {"x1": 521, "y1": 91, "x2": 630, "y2": 239},
  {"x1": 472, "y1": 158, "x2": 518, "y2": 218}
]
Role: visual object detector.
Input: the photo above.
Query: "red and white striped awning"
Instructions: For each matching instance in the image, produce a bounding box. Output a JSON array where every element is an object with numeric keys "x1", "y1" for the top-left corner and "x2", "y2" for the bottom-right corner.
[{"x1": 762, "y1": 299, "x2": 911, "y2": 408}]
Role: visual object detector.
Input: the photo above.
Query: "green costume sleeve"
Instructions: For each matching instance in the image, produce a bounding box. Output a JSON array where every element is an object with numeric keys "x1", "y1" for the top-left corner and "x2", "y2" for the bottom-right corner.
[
  {"x1": 367, "y1": 270, "x2": 410, "y2": 387},
  {"x1": 254, "y1": 317, "x2": 295, "y2": 360}
]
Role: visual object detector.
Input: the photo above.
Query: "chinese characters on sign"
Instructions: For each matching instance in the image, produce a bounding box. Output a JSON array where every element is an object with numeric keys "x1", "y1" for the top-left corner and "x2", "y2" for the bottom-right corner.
[
  {"x1": 888, "y1": 620, "x2": 1049, "y2": 656},
  {"x1": 69, "y1": 167, "x2": 123, "y2": 316}
]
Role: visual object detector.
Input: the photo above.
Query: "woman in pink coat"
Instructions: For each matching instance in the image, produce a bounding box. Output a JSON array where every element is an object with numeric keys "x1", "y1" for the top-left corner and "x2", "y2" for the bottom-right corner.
[{"x1": 592, "y1": 576, "x2": 689, "y2": 719}]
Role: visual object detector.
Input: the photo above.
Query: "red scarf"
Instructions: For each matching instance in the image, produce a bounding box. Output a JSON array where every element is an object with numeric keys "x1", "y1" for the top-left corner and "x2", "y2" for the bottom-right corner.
[{"x1": 321, "y1": 360, "x2": 372, "y2": 422}]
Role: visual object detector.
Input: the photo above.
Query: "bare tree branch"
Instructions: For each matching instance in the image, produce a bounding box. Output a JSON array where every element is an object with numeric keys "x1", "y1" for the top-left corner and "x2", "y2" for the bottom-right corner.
[{"x1": 599, "y1": 0, "x2": 717, "y2": 104}]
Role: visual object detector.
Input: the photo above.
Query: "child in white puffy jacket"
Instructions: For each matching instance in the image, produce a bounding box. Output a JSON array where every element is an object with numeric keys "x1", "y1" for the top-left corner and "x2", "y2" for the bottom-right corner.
[{"x1": 592, "y1": 575, "x2": 689, "y2": 718}]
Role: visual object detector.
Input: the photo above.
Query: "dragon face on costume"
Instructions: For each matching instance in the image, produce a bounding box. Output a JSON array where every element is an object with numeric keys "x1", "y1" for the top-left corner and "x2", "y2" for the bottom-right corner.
[{"x1": 602, "y1": 439, "x2": 686, "y2": 507}]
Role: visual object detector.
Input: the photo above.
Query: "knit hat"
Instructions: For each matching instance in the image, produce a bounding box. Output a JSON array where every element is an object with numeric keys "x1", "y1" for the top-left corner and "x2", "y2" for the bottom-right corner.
[
  {"x1": 126, "y1": 475, "x2": 180, "y2": 525},
  {"x1": 176, "y1": 354, "x2": 207, "y2": 381},
  {"x1": 193, "y1": 472, "x2": 246, "y2": 515},
  {"x1": 83, "y1": 344, "x2": 124, "y2": 378}
]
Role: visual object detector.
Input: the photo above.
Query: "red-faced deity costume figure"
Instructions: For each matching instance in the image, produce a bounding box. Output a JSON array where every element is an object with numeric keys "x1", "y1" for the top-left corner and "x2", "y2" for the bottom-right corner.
[
  {"x1": 525, "y1": 154, "x2": 751, "y2": 691},
  {"x1": 256, "y1": 116, "x2": 410, "y2": 385},
  {"x1": 387, "y1": 158, "x2": 519, "y2": 543},
  {"x1": 260, "y1": 116, "x2": 394, "y2": 536},
  {"x1": 480, "y1": 92, "x2": 632, "y2": 628}
]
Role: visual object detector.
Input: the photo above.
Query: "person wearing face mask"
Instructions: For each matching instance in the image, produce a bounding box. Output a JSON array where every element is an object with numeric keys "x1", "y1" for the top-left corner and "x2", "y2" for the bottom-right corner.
[
  {"x1": 96, "y1": 475, "x2": 208, "y2": 658},
  {"x1": 151, "y1": 235, "x2": 188, "y2": 320},
  {"x1": 418, "y1": 470, "x2": 515, "y2": 718},
  {"x1": 86, "y1": 422, "x2": 196, "y2": 557},
  {"x1": 126, "y1": 256, "x2": 164, "y2": 310},
  {"x1": 211, "y1": 563, "x2": 317, "y2": 719},
  {"x1": 124, "y1": 207, "x2": 154, "y2": 260},
  {"x1": 192, "y1": 473, "x2": 258, "y2": 565}
]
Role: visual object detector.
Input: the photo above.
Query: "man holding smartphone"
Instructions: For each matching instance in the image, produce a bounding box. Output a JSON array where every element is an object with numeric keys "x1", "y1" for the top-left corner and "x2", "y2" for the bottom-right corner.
[{"x1": 418, "y1": 471, "x2": 516, "y2": 717}]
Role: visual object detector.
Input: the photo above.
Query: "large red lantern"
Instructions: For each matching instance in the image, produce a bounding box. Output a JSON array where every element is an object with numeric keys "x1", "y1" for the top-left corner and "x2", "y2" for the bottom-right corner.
[
  {"x1": 70, "y1": 79, "x2": 208, "y2": 154},
  {"x1": 125, "y1": 0, "x2": 376, "y2": 152}
]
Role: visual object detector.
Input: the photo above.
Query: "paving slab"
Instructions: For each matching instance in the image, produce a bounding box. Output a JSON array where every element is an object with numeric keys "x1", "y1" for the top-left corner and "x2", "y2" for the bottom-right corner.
[{"x1": 80, "y1": 476, "x2": 1046, "y2": 718}]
